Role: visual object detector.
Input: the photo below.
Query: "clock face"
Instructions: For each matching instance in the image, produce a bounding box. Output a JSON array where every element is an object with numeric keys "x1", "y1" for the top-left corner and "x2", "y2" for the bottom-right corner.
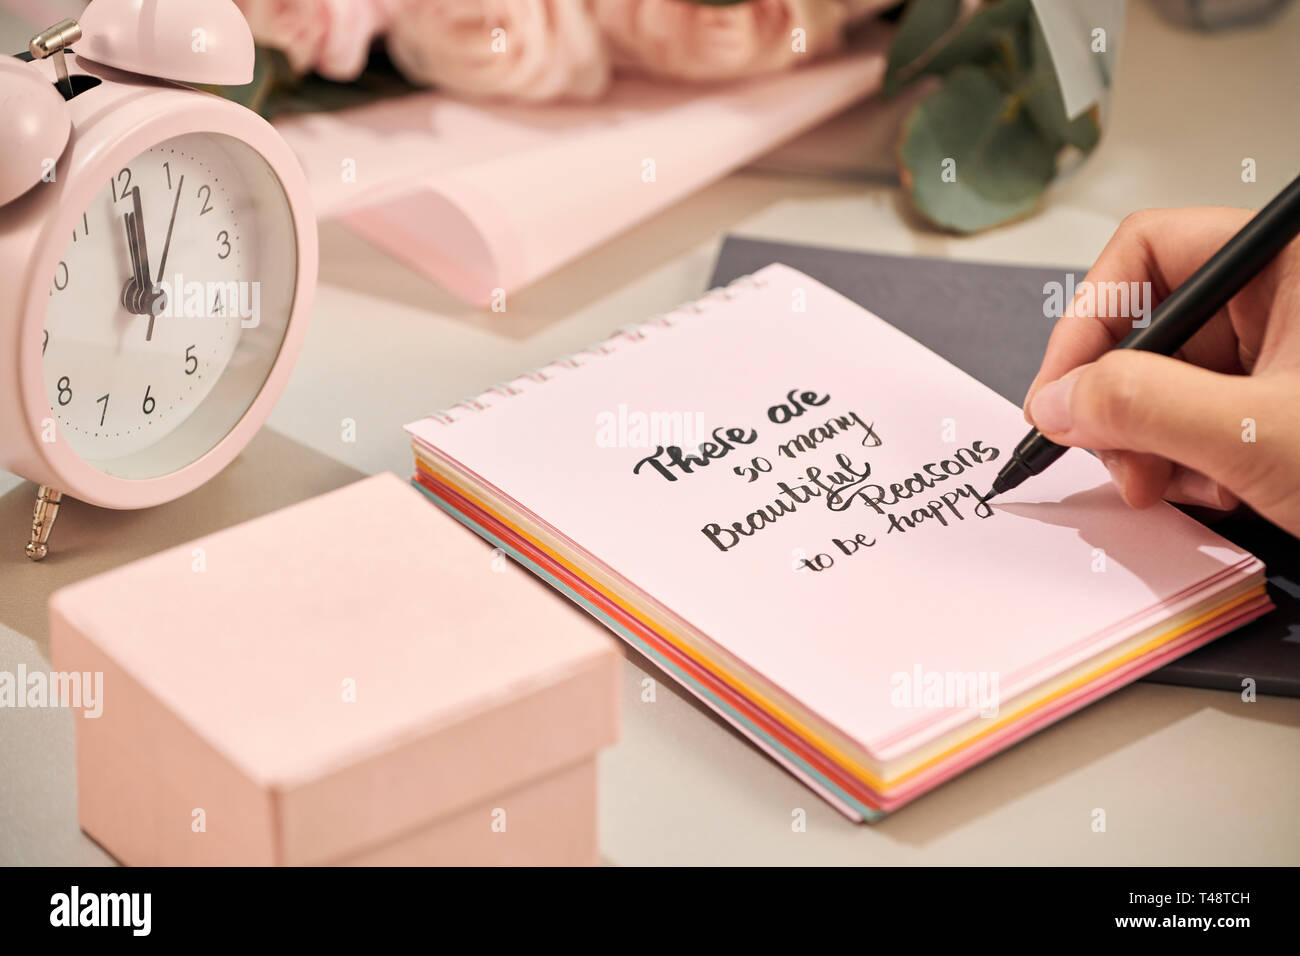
[{"x1": 42, "y1": 131, "x2": 298, "y2": 479}]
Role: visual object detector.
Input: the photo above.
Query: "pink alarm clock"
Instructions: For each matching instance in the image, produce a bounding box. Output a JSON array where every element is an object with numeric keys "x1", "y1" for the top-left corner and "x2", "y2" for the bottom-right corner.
[{"x1": 0, "y1": 0, "x2": 317, "y2": 560}]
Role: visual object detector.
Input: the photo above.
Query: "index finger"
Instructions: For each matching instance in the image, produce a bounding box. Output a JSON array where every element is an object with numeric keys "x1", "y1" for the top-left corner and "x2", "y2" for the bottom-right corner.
[{"x1": 1024, "y1": 206, "x2": 1254, "y2": 416}]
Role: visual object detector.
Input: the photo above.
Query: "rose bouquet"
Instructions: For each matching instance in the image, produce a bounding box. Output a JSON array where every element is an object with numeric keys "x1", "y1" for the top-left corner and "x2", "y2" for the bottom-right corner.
[
  {"x1": 227, "y1": 0, "x2": 1108, "y2": 232},
  {"x1": 233, "y1": 0, "x2": 896, "y2": 98}
]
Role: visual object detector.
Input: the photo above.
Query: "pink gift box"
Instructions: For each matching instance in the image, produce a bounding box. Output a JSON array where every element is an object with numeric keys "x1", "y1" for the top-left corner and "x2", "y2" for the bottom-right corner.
[{"x1": 49, "y1": 473, "x2": 620, "y2": 866}]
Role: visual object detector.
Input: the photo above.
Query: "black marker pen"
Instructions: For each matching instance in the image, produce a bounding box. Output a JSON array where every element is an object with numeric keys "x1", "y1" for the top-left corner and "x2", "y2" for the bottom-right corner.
[{"x1": 988, "y1": 172, "x2": 1300, "y2": 500}]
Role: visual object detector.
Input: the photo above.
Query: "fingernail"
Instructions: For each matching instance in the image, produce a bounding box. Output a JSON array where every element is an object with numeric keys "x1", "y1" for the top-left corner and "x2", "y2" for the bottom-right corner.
[
  {"x1": 1022, "y1": 378, "x2": 1040, "y2": 422},
  {"x1": 1029, "y1": 377, "x2": 1076, "y2": 434}
]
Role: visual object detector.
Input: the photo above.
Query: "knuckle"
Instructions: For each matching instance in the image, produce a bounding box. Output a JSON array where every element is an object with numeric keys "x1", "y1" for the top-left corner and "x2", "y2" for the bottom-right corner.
[{"x1": 1113, "y1": 210, "x2": 1155, "y2": 244}]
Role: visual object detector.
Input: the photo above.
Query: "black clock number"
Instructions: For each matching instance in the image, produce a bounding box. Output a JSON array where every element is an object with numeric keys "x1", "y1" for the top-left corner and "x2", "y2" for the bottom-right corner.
[
  {"x1": 50, "y1": 261, "x2": 68, "y2": 294},
  {"x1": 109, "y1": 167, "x2": 132, "y2": 203},
  {"x1": 42, "y1": 330, "x2": 48, "y2": 355},
  {"x1": 185, "y1": 345, "x2": 198, "y2": 375},
  {"x1": 197, "y1": 184, "x2": 214, "y2": 216},
  {"x1": 163, "y1": 161, "x2": 173, "y2": 191},
  {"x1": 217, "y1": 230, "x2": 231, "y2": 260},
  {"x1": 56, "y1": 376, "x2": 71, "y2": 406},
  {"x1": 142, "y1": 385, "x2": 155, "y2": 415},
  {"x1": 96, "y1": 394, "x2": 109, "y2": 427}
]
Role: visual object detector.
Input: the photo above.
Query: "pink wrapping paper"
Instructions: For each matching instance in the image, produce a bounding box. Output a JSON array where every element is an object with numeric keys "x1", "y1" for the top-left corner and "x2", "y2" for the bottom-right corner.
[{"x1": 276, "y1": 34, "x2": 892, "y2": 303}]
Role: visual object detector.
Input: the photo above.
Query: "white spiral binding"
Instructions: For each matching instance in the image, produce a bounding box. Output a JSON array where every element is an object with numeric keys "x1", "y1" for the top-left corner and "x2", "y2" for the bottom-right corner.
[{"x1": 425, "y1": 272, "x2": 768, "y2": 425}]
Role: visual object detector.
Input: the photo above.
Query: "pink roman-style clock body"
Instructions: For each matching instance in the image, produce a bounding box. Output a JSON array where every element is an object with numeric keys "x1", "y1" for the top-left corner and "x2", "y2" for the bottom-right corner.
[{"x1": 0, "y1": 1, "x2": 317, "y2": 556}]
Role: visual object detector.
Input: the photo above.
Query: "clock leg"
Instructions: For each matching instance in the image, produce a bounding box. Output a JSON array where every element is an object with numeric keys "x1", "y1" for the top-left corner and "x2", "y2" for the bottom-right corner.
[{"x1": 25, "y1": 485, "x2": 63, "y2": 562}]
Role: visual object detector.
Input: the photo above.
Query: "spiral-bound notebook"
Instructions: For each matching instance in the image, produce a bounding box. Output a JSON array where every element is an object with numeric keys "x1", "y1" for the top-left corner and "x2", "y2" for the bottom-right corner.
[{"x1": 405, "y1": 264, "x2": 1270, "y2": 820}]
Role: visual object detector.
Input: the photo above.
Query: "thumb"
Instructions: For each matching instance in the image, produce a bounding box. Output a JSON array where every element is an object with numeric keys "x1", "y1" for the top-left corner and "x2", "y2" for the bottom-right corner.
[{"x1": 1027, "y1": 351, "x2": 1265, "y2": 497}]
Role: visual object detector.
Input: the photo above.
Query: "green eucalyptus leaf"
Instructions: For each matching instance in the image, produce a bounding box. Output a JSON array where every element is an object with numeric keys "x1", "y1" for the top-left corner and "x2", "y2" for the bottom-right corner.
[
  {"x1": 923, "y1": 0, "x2": 1034, "y2": 77},
  {"x1": 884, "y1": 0, "x2": 963, "y2": 96},
  {"x1": 898, "y1": 65, "x2": 1058, "y2": 233},
  {"x1": 1020, "y1": 15, "x2": 1101, "y2": 152}
]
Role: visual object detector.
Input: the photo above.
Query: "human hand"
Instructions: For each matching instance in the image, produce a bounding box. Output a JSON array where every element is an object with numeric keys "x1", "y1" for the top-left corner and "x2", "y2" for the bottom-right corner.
[{"x1": 1023, "y1": 206, "x2": 1300, "y2": 536}]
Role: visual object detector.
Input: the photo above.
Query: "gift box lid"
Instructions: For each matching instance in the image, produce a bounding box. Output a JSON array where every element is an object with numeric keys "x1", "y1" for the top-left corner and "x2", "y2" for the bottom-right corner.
[{"x1": 49, "y1": 473, "x2": 619, "y2": 865}]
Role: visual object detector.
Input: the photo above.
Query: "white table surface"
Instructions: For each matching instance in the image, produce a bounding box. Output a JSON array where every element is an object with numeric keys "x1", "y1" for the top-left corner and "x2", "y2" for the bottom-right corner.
[{"x1": 2, "y1": 0, "x2": 1298, "y2": 865}]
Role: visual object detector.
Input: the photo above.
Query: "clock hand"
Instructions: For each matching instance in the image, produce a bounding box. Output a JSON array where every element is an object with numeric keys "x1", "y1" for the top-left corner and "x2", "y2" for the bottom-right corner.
[
  {"x1": 121, "y1": 209, "x2": 146, "y2": 313},
  {"x1": 155, "y1": 173, "x2": 184, "y2": 285},
  {"x1": 126, "y1": 186, "x2": 167, "y2": 340},
  {"x1": 129, "y1": 186, "x2": 153, "y2": 286}
]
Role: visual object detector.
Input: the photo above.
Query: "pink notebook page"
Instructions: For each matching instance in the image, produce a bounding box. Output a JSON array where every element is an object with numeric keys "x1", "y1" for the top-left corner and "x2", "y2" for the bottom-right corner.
[{"x1": 406, "y1": 264, "x2": 1261, "y2": 758}]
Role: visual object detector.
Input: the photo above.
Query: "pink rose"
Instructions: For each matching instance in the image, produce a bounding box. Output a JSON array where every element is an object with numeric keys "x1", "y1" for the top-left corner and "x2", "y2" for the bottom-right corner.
[
  {"x1": 316, "y1": 0, "x2": 401, "y2": 80},
  {"x1": 385, "y1": 0, "x2": 612, "y2": 102},
  {"x1": 593, "y1": 0, "x2": 891, "y2": 83},
  {"x1": 236, "y1": 0, "x2": 397, "y2": 81}
]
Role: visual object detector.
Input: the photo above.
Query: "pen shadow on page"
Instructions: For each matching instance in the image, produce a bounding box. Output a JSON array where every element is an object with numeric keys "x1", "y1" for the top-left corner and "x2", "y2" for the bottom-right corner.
[{"x1": 987, "y1": 483, "x2": 1245, "y2": 595}]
